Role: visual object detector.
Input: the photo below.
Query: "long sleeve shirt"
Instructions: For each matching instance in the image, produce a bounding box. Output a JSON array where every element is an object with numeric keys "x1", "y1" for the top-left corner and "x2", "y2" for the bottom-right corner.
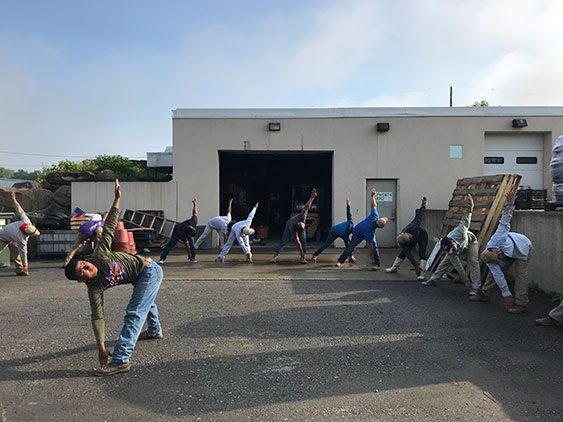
[
  {"x1": 0, "y1": 204, "x2": 31, "y2": 266},
  {"x1": 218, "y1": 206, "x2": 257, "y2": 258},
  {"x1": 446, "y1": 203, "x2": 476, "y2": 282},
  {"x1": 330, "y1": 204, "x2": 353, "y2": 238},
  {"x1": 353, "y1": 207, "x2": 380, "y2": 242},
  {"x1": 485, "y1": 204, "x2": 532, "y2": 296},
  {"x1": 85, "y1": 206, "x2": 147, "y2": 343}
]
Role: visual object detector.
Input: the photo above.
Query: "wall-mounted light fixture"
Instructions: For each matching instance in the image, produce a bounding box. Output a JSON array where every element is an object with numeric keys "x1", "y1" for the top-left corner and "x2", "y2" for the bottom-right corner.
[
  {"x1": 512, "y1": 118, "x2": 528, "y2": 128},
  {"x1": 268, "y1": 122, "x2": 281, "y2": 131},
  {"x1": 376, "y1": 122, "x2": 390, "y2": 132}
]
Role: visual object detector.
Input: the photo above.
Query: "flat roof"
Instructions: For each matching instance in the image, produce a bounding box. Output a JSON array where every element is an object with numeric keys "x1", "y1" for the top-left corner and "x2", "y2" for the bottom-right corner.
[{"x1": 172, "y1": 106, "x2": 563, "y2": 119}]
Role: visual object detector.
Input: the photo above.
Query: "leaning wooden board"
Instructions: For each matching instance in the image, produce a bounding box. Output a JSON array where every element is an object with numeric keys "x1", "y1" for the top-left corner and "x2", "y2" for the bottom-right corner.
[{"x1": 428, "y1": 174, "x2": 521, "y2": 272}]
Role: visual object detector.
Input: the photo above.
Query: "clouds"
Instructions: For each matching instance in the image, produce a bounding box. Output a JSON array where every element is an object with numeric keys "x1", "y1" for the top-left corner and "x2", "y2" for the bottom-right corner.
[{"x1": 1, "y1": 0, "x2": 563, "y2": 170}]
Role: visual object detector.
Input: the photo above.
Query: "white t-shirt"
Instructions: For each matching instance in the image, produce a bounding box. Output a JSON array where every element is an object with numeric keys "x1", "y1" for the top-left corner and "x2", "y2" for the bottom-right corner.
[{"x1": 208, "y1": 213, "x2": 231, "y2": 233}]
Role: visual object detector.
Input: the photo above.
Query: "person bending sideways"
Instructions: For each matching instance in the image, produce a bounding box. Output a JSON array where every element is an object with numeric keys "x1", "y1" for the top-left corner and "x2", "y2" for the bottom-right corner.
[{"x1": 65, "y1": 179, "x2": 164, "y2": 376}]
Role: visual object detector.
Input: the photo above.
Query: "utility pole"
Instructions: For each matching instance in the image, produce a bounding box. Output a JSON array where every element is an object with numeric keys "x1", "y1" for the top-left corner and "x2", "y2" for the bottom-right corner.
[{"x1": 449, "y1": 85, "x2": 453, "y2": 107}]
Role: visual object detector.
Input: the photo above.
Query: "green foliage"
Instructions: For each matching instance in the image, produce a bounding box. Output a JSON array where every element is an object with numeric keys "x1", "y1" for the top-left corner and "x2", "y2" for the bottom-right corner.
[
  {"x1": 550, "y1": 292, "x2": 563, "y2": 302},
  {"x1": 0, "y1": 167, "x2": 41, "y2": 180},
  {"x1": 471, "y1": 100, "x2": 490, "y2": 107},
  {"x1": 36, "y1": 155, "x2": 147, "y2": 183}
]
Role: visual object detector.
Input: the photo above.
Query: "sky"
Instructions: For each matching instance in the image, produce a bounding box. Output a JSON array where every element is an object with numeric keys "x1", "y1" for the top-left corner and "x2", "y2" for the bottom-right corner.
[{"x1": 1, "y1": 0, "x2": 563, "y2": 171}]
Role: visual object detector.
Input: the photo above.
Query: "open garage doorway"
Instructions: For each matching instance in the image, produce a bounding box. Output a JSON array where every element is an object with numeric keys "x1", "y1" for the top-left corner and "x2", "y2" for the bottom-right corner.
[{"x1": 219, "y1": 151, "x2": 333, "y2": 241}]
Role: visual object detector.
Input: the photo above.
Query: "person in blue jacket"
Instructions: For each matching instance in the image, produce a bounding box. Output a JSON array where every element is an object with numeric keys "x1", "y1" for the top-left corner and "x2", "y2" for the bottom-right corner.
[
  {"x1": 311, "y1": 198, "x2": 356, "y2": 263},
  {"x1": 385, "y1": 196, "x2": 428, "y2": 280},
  {"x1": 336, "y1": 189, "x2": 387, "y2": 270}
]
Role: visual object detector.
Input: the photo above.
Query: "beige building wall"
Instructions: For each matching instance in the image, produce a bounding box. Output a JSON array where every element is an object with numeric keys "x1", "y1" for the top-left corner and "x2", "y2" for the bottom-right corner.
[
  {"x1": 71, "y1": 181, "x2": 178, "y2": 218},
  {"x1": 172, "y1": 107, "x2": 563, "y2": 246}
]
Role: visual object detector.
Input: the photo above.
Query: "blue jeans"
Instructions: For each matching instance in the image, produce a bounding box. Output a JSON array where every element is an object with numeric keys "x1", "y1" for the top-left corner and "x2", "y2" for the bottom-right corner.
[
  {"x1": 337, "y1": 232, "x2": 380, "y2": 265},
  {"x1": 274, "y1": 227, "x2": 306, "y2": 254},
  {"x1": 313, "y1": 231, "x2": 350, "y2": 257},
  {"x1": 160, "y1": 231, "x2": 196, "y2": 261},
  {"x1": 112, "y1": 261, "x2": 163, "y2": 363}
]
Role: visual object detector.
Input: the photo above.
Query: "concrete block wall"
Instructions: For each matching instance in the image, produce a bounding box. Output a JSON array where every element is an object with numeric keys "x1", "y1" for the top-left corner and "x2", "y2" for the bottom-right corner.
[{"x1": 422, "y1": 209, "x2": 563, "y2": 293}]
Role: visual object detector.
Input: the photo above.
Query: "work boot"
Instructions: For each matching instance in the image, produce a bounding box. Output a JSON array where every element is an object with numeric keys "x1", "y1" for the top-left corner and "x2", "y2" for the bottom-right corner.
[
  {"x1": 138, "y1": 330, "x2": 163, "y2": 340},
  {"x1": 508, "y1": 304, "x2": 527, "y2": 314},
  {"x1": 535, "y1": 316, "x2": 563, "y2": 327},
  {"x1": 385, "y1": 257, "x2": 403, "y2": 273},
  {"x1": 468, "y1": 290, "x2": 491, "y2": 302},
  {"x1": 94, "y1": 361, "x2": 131, "y2": 377}
]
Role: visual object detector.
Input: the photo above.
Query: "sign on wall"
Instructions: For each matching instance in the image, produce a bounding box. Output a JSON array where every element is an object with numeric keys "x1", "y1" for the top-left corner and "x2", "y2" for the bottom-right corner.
[{"x1": 376, "y1": 192, "x2": 393, "y2": 202}]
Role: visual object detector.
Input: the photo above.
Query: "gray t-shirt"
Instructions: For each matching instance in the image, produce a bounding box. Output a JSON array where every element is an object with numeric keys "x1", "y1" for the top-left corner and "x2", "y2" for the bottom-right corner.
[{"x1": 286, "y1": 209, "x2": 308, "y2": 237}]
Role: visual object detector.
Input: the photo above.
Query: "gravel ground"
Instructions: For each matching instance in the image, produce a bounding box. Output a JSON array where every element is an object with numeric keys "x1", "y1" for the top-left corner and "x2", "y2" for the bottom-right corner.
[{"x1": 1, "y1": 246, "x2": 562, "y2": 422}]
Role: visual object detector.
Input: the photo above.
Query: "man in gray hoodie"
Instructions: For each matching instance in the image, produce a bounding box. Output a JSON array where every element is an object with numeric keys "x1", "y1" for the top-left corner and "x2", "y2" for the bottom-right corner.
[{"x1": 422, "y1": 194, "x2": 481, "y2": 294}]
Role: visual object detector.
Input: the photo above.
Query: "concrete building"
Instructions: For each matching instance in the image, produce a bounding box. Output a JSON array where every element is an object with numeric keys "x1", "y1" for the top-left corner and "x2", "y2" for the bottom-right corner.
[{"x1": 172, "y1": 107, "x2": 563, "y2": 247}]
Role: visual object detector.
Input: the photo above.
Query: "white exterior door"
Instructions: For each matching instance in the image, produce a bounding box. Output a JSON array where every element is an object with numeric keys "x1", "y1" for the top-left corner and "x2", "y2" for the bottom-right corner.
[
  {"x1": 366, "y1": 179, "x2": 397, "y2": 247},
  {"x1": 484, "y1": 134, "x2": 544, "y2": 189}
]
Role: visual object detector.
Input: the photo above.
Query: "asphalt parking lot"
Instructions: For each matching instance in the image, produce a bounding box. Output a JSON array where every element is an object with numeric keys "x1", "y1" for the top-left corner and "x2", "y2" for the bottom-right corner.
[{"x1": 1, "y1": 246, "x2": 562, "y2": 421}]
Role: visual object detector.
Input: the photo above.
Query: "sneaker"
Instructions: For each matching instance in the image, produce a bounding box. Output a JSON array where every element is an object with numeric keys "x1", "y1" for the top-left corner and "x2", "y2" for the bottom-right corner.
[
  {"x1": 535, "y1": 316, "x2": 563, "y2": 327},
  {"x1": 508, "y1": 304, "x2": 527, "y2": 314},
  {"x1": 214, "y1": 257, "x2": 224, "y2": 263},
  {"x1": 138, "y1": 330, "x2": 163, "y2": 340},
  {"x1": 158, "y1": 260, "x2": 164, "y2": 264},
  {"x1": 335, "y1": 262, "x2": 342, "y2": 268},
  {"x1": 468, "y1": 290, "x2": 491, "y2": 302},
  {"x1": 94, "y1": 361, "x2": 131, "y2": 377},
  {"x1": 311, "y1": 255, "x2": 318, "y2": 263},
  {"x1": 421, "y1": 279, "x2": 437, "y2": 286},
  {"x1": 189, "y1": 259, "x2": 198, "y2": 263},
  {"x1": 371, "y1": 265, "x2": 379, "y2": 271},
  {"x1": 348, "y1": 256, "x2": 357, "y2": 264},
  {"x1": 300, "y1": 258, "x2": 308, "y2": 264},
  {"x1": 270, "y1": 253, "x2": 279, "y2": 263},
  {"x1": 416, "y1": 273, "x2": 425, "y2": 281}
]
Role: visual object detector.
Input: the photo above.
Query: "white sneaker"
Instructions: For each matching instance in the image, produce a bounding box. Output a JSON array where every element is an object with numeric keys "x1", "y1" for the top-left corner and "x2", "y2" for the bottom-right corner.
[
  {"x1": 421, "y1": 279, "x2": 437, "y2": 286},
  {"x1": 300, "y1": 258, "x2": 308, "y2": 264},
  {"x1": 189, "y1": 259, "x2": 198, "y2": 263},
  {"x1": 158, "y1": 260, "x2": 164, "y2": 264},
  {"x1": 270, "y1": 254, "x2": 278, "y2": 263}
]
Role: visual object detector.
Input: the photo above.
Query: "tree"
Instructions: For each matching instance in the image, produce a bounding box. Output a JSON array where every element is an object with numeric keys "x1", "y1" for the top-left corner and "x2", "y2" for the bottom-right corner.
[{"x1": 471, "y1": 100, "x2": 490, "y2": 107}]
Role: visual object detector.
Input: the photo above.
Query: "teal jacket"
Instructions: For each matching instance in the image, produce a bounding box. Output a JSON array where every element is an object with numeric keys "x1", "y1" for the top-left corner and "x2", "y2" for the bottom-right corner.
[{"x1": 446, "y1": 203, "x2": 477, "y2": 282}]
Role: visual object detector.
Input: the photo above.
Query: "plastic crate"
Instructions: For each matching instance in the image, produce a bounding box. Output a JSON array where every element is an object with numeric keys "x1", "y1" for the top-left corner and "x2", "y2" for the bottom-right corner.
[{"x1": 515, "y1": 189, "x2": 547, "y2": 210}]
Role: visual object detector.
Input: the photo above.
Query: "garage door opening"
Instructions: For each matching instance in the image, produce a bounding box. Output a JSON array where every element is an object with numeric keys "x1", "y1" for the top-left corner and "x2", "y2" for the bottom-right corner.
[{"x1": 219, "y1": 151, "x2": 333, "y2": 241}]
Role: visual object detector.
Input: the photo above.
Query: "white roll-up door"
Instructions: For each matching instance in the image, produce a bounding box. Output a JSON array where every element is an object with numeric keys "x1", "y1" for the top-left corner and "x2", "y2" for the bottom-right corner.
[{"x1": 484, "y1": 133, "x2": 543, "y2": 189}]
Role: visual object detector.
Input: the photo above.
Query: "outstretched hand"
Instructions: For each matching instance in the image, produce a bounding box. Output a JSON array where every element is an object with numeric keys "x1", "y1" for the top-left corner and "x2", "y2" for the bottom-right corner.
[
  {"x1": 114, "y1": 179, "x2": 121, "y2": 199},
  {"x1": 422, "y1": 196, "x2": 428, "y2": 207},
  {"x1": 371, "y1": 188, "x2": 376, "y2": 196},
  {"x1": 506, "y1": 190, "x2": 516, "y2": 205},
  {"x1": 346, "y1": 198, "x2": 351, "y2": 206},
  {"x1": 255, "y1": 202, "x2": 260, "y2": 208},
  {"x1": 311, "y1": 188, "x2": 317, "y2": 198},
  {"x1": 11, "y1": 191, "x2": 18, "y2": 205},
  {"x1": 192, "y1": 198, "x2": 197, "y2": 205},
  {"x1": 467, "y1": 193, "x2": 474, "y2": 206}
]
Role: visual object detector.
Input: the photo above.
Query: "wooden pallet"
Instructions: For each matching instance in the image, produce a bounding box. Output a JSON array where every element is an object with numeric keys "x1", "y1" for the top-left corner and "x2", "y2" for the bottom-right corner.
[
  {"x1": 69, "y1": 216, "x2": 92, "y2": 230},
  {"x1": 429, "y1": 174, "x2": 521, "y2": 272}
]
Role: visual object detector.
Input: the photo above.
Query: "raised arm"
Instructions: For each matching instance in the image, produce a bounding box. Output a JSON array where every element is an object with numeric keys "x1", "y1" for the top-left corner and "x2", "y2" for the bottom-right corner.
[
  {"x1": 192, "y1": 198, "x2": 198, "y2": 217},
  {"x1": 303, "y1": 188, "x2": 317, "y2": 212},
  {"x1": 370, "y1": 188, "x2": 377, "y2": 210},
  {"x1": 96, "y1": 179, "x2": 121, "y2": 253},
  {"x1": 458, "y1": 194, "x2": 473, "y2": 230},
  {"x1": 11, "y1": 191, "x2": 27, "y2": 221},
  {"x1": 346, "y1": 198, "x2": 352, "y2": 223},
  {"x1": 410, "y1": 196, "x2": 427, "y2": 230},
  {"x1": 227, "y1": 198, "x2": 233, "y2": 215},
  {"x1": 112, "y1": 179, "x2": 121, "y2": 210}
]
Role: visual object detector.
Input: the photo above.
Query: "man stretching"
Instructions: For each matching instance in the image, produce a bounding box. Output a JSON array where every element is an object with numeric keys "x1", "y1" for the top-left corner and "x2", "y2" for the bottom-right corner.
[
  {"x1": 64, "y1": 179, "x2": 163, "y2": 376},
  {"x1": 0, "y1": 192, "x2": 40, "y2": 275},
  {"x1": 422, "y1": 194, "x2": 481, "y2": 294},
  {"x1": 194, "y1": 198, "x2": 233, "y2": 249},
  {"x1": 311, "y1": 198, "x2": 356, "y2": 263},
  {"x1": 159, "y1": 198, "x2": 198, "y2": 264},
  {"x1": 336, "y1": 189, "x2": 387, "y2": 270},
  {"x1": 271, "y1": 188, "x2": 317, "y2": 264},
  {"x1": 386, "y1": 196, "x2": 428, "y2": 280},
  {"x1": 215, "y1": 202, "x2": 259, "y2": 263}
]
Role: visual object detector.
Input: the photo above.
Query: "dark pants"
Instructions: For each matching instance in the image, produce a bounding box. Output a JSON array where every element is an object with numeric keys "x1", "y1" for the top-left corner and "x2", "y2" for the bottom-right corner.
[
  {"x1": 275, "y1": 227, "x2": 306, "y2": 254},
  {"x1": 337, "y1": 232, "x2": 379, "y2": 265},
  {"x1": 398, "y1": 231, "x2": 428, "y2": 267},
  {"x1": 313, "y1": 232, "x2": 350, "y2": 257},
  {"x1": 160, "y1": 231, "x2": 196, "y2": 261}
]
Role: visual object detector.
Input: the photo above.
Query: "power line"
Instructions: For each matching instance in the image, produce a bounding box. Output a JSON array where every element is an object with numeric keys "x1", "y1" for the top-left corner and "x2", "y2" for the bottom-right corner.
[{"x1": 0, "y1": 151, "x2": 146, "y2": 159}]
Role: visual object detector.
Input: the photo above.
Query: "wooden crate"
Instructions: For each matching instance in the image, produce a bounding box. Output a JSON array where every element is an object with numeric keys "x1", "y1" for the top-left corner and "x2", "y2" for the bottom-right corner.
[{"x1": 429, "y1": 174, "x2": 521, "y2": 272}]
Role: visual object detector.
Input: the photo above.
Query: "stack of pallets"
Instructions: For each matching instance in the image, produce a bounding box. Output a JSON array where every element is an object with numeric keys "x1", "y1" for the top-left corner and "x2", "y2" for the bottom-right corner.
[
  {"x1": 69, "y1": 216, "x2": 92, "y2": 230},
  {"x1": 428, "y1": 174, "x2": 521, "y2": 272}
]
